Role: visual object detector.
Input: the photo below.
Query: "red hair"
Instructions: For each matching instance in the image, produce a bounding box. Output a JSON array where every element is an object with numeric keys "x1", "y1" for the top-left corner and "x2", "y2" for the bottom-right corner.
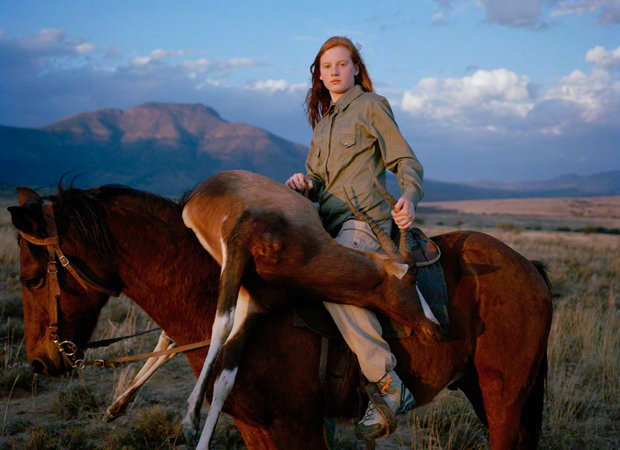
[{"x1": 304, "y1": 36, "x2": 374, "y2": 129}]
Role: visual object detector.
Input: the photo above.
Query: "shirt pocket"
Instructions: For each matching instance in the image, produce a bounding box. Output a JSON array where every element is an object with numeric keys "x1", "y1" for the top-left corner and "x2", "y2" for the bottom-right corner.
[{"x1": 337, "y1": 132, "x2": 357, "y2": 158}]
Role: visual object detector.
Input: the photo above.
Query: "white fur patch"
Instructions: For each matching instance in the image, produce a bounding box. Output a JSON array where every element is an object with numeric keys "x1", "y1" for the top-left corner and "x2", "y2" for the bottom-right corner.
[
  {"x1": 182, "y1": 208, "x2": 222, "y2": 264},
  {"x1": 227, "y1": 288, "x2": 259, "y2": 341},
  {"x1": 185, "y1": 308, "x2": 234, "y2": 412},
  {"x1": 196, "y1": 367, "x2": 239, "y2": 450},
  {"x1": 220, "y1": 237, "x2": 227, "y2": 275},
  {"x1": 416, "y1": 285, "x2": 440, "y2": 325}
]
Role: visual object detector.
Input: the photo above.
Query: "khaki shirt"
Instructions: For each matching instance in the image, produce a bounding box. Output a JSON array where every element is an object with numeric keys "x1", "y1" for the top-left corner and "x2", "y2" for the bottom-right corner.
[{"x1": 305, "y1": 84, "x2": 424, "y2": 237}]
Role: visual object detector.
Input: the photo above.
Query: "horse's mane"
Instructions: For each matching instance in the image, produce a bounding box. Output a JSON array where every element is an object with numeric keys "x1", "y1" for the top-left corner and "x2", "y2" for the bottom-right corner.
[{"x1": 48, "y1": 184, "x2": 185, "y2": 261}]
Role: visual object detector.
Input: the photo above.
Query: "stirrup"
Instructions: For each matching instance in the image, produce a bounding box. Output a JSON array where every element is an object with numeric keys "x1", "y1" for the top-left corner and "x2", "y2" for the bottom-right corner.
[{"x1": 363, "y1": 382, "x2": 398, "y2": 439}]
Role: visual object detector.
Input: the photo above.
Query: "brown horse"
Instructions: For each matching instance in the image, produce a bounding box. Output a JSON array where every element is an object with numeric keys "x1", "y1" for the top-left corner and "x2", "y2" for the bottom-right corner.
[{"x1": 8, "y1": 183, "x2": 553, "y2": 450}]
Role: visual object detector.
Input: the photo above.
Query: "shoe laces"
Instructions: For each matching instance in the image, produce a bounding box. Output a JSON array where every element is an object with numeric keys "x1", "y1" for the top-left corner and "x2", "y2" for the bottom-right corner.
[
  {"x1": 378, "y1": 373, "x2": 392, "y2": 394},
  {"x1": 362, "y1": 401, "x2": 378, "y2": 422}
]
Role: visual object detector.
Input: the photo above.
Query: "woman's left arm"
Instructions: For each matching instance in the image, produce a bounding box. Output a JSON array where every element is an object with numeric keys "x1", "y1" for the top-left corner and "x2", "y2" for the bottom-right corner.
[{"x1": 369, "y1": 97, "x2": 424, "y2": 228}]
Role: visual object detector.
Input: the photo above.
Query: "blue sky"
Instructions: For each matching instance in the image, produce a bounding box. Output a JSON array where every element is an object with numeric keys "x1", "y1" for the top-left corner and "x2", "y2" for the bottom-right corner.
[{"x1": 1, "y1": 0, "x2": 619, "y2": 183}]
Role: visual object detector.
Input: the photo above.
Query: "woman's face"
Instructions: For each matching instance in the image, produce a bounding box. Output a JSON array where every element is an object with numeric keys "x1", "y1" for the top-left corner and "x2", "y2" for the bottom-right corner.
[{"x1": 319, "y1": 45, "x2": 359, "y2": 102}]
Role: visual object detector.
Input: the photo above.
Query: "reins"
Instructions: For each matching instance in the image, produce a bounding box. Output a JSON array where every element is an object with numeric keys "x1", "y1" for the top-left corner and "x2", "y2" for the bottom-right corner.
[{"x1": 19, "y1": 201, "x2": 210, "y2": 370}]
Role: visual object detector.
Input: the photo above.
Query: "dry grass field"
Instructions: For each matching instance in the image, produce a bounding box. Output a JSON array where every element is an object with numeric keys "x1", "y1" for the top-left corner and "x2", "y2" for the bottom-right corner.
[
  {"x1": 1, "y1": 192, "x2": 619, "y2": 450},
  {"x1": 420, "y1": 196, "x2": 620, "y2": 232}
]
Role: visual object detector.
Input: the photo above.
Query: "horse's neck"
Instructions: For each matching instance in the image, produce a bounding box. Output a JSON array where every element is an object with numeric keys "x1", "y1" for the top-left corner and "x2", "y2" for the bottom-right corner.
[{"x1": 108, "y1": 203, "x2": 219, "y2": 346}]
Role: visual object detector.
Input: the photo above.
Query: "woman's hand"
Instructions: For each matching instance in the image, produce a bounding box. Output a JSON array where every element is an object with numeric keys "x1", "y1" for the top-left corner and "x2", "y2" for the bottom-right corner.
[
  {"x1": 391, "y1": 197, "x2": 415, "y2": 229},
  {"x1": 285, "y1": 173, "x2": 314, "y2": 198}
]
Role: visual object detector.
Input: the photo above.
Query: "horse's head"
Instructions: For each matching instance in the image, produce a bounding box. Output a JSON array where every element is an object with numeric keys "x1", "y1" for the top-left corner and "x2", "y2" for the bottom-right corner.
[{"x1": 8, "y1": 186, "x2": 123, "y2": 375}]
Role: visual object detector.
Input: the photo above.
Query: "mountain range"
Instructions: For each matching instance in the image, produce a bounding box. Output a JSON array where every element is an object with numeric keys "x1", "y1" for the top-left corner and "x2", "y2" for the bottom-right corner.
[{"x1": 1, "y1": 103, "x2": 618, "y2": 201}]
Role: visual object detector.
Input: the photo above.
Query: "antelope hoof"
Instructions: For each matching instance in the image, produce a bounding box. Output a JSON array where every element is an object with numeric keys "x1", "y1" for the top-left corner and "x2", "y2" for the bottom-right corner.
[
  {"x1": 181, "y1": 414, "x2": 200, "y2": 444},
  {"x1": 102, "y1": 405, "x2": 125, "y2": 423}
]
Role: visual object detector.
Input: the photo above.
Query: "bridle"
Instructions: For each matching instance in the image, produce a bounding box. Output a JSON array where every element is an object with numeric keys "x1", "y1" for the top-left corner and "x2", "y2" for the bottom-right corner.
[
  {"x1": 19, "y1": 200, "x2": 211, "y2": 370},
  {"x1": 19, "y1": 201, "x2": 123, "y2": 369}
]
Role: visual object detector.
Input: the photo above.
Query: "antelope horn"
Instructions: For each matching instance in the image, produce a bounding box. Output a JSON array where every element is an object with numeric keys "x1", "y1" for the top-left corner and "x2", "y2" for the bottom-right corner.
[
  {"x1": 368, "y1": 168, "x2": 415, "y2": 263},
  {"x1": 369, "y1": 169, "x2": 397, "y2": 209},
  {"x1": 343, "y1": 189, "x2": 398, "y2": 254}
]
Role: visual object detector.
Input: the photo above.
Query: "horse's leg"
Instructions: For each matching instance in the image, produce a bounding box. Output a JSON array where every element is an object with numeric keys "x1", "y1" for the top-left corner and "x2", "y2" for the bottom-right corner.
[
  {"x1": 182, "y1": 241, "x2": 251, "y2": 442},
  {"x1": 269, "y1": 414, "x2": 329, "y2": 450},
  {"x1": 234, "y1": 419, "x2": 278, "y2": 450},
  {"x1": 476, "y1": 348, "x2": 546, "y2": 449},
  {"x1": 457, "y1": 368, "x2": 488, "y2": 427},
  {"x1": 195, "y1": 287, "x2": 263, "y2": 450}
]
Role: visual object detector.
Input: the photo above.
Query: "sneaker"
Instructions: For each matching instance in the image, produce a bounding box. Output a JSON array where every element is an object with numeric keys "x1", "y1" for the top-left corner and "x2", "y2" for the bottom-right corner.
[{"x1": 355, "y1": 370, "x2": 415, "y2": 440}]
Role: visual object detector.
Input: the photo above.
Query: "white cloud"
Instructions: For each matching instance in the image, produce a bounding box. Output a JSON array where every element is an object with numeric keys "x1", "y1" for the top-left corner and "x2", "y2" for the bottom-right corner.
[
  {"x1": 150, "y1": 48, "x2": 189, "y2": 60},
  {"x1": 36, "y1": 28, "x2": 66, "y2": 44},
  {"x1": 132, "y1": 49, "x2": 189, "y2": 66},
  {"x1": 552, "y1": 0, "x2": 620, "y2": 24},
  {"x1": 131, "y1": 56, "x2": 152, "y2": 66},
  {"x1": 402, "y1": 69, "x2": 534, "y2": 122},
  {"x1": 478, "y1": 0, "x2": 548, "y2": 27},
  {"x1": 586, "y1": 45, "x2": 620, "y2": 71},
  {"x1": 249, "y1": 79, "x2": 307, "y2": 94},
  {"x1": 432, "y1": 11, "x2": 449, "y2": 25},
  {"x1": 76, "y1": 42, "x2": 97, "y2": 55},
  {"x1": 181, "y1": 57, "x2": 259, "y2": 76},
  {"x1": 544, "y1": 68, "x2": 620, "y2": 122},
  {"x1": 433, "y1": 0, "x2": 551, "y2": 28},
  {"x1": 435, "y1": 0, "x2": 620, "y2": 26}
]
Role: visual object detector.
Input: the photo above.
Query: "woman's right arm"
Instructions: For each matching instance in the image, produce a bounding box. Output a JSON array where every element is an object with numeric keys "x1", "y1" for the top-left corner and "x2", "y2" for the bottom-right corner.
[
  {"x1": 285, "y1": 137, "x2": 325, "y2": 201},
  {"x1": 285, "y1": 173, "x2": 314, "y2": 197}
]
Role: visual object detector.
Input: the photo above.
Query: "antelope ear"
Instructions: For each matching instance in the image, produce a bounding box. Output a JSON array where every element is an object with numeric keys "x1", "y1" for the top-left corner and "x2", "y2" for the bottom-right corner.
[
  {"x1": 7, "y1": 206, "x2": 42, "y2": 236},
  {"x1": 384, "y1": 260, "x2": 409, "y2": 279},
  {"x1": 17, "y1": 187, "x2": 40, "y2": 206}
]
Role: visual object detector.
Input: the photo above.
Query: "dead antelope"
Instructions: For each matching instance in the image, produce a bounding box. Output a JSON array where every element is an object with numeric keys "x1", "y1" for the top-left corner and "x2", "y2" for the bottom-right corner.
[{"x1": 180, "y1": 170, "x2": 441, "y2": 449}]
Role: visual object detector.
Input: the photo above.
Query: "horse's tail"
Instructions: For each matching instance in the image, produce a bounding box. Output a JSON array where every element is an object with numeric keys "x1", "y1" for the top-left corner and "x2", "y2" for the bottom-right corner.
[
  {"x1": 521, "y1": 260, "x2": 552, "y2": 448},
  {"x1": 521, "y1": 351, "x2": 547, "y2": 447},
  {"x1": 531, "y1": 260, "x2": 553, "y2": 294}
]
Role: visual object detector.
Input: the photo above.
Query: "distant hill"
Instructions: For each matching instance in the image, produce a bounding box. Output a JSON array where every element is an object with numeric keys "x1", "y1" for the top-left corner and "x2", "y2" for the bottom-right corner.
[
  {"x1": 0, "y1": 103, "x2": 307, "y2": 196},
  {"x1": 462, "y1": 171, "x2": 620, "y2": 198},
  {"x1": 1, "y1": 102, "x2": 618, "y2": 200}
]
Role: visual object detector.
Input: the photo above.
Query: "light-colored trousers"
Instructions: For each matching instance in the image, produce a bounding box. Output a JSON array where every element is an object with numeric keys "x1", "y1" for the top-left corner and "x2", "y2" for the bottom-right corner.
[{"x1": 323, "y1": 220, "x2": 397, "y2": 383}]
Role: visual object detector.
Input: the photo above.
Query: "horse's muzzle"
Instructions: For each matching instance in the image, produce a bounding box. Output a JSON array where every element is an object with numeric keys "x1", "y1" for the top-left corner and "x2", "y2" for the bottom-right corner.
[{"x1": 30, "y1": 356, "x2": 71, "y2": 376}]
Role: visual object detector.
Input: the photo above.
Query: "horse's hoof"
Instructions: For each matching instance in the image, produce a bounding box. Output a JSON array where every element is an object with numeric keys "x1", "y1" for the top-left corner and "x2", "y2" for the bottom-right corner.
[{"x1": 181, "y1": 416, "x2": 199, "y2": 444}]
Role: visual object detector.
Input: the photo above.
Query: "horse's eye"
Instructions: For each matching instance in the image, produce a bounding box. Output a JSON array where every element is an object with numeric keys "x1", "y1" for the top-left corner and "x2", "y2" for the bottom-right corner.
[{"x1": 22, "y1": 276, "x2": 46, "y2": 289}]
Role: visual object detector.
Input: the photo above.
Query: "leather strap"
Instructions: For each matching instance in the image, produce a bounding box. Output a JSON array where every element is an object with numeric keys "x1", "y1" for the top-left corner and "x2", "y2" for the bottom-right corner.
[
  {"x1": 319, "y1": 336, "x2": 328, "y2": 383},
  {"x1": 365, "y1": 383, "x2": 397, "y2": 439},
  {"x1": 80, "y1": 339, "x2": 211, "y2": 369}
]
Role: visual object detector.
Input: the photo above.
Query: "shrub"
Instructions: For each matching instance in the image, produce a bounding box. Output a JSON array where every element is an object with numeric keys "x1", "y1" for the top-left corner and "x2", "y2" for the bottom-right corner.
[
  {"x1": 580, "y1": 226, "x2": 598, "y2": 235},
  {"x1": 52, "y1": 382, "x2": 103, "y2": 420},
  {"x1": 496, "y1": 222, "x2": 515, "y2": 230},
  {"x1": 103, "y1": 406, "x2": 183, "y2": 450}
]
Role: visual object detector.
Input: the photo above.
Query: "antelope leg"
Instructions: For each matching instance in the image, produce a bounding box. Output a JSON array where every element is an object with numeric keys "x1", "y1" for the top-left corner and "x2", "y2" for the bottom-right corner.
[
  {"x1": 181, "y1": 240, "x2": 249, "y2": 444},
  {"x1": 196, "y1": 289, "x2": 262, "y2": 450},
  {"x1": 103, "y1": 332, "x2": 175, "y2": 423}
]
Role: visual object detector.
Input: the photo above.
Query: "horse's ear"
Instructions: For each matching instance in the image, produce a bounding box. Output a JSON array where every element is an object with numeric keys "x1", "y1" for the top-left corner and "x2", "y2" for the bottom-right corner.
[
  {"x1": 383, "y1": 260, "x2": 409, "y2": 279},
  {"x1": 17, "y1": 187, "x2": 40, "y2": 206},
  {"x1": 7, "y1": 206, "x2": 43, "y2": 236}
]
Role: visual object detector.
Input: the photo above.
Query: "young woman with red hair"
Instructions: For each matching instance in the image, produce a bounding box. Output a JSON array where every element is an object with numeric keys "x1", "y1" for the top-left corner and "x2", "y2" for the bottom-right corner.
[{"x1": 286, "y1": 36, "x2": 425, "y2": 441}]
